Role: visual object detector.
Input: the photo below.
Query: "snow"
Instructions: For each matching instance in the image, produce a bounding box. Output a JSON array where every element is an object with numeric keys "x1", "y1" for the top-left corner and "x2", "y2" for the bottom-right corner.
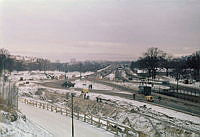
[
  {"x1": 112, "y1": 81, "x2": 139, "y2": 89},
  {"x1": 65, "y1": 71, "x2": 94, "y2": 78},
  {"x1": 18, "y1": 83, "x2": 39, "y2": 94},
  {"x1": 87, "y1": 93, "x2": 200, "y2": 125},
  {"x1": 105, "y1": 73, "x2": 115, "y2": 81},
  {"x1": 17, "y1": 83, "x2": 200, "y2": 136},
  {"x1": 10, "y1": 71, "x2": 47, "y2": 81},
  {"x1": 74, "y1": 79, "x2": 114, "y2": 90},
  {"x1": 161, "y1": 76, "x2": 200, "y2": 89},
  {"x1": 18, "y1": 102, "x2": 114, "y2": 137},
  {"x1": 81, "y1": 93, "x2": 200, "y2": 136},
  {"x1": 0, "y1": 111, "x2": 52, "y2": 137},
  {"x1": 10, "y1": 71, "x2": 94, "y2": 82},
  {"x1": 18, "y1": 81, "x2": 200, "y2": 126},
  {"x1": 97, "y1": 65, "x2": 111, "y2": 72},
  {"x1": 10, "y1": 70, "x2": 200, "y2": 136}
]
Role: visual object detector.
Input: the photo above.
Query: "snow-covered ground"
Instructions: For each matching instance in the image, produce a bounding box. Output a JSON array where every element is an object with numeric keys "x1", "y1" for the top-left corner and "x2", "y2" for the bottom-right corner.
[
  {"x1": 10, "y1": 71, "x2": 94, "y2": 82},
  {"x1": 20, "y1": 88, "x2": 200, "y2": 137},
  {"x1": 74, "y1": 79, "x2": 114, "y2": 90},
  {"x1": 127, "y1": 70, "x2": 200, "y2": 90},
  {"x1": 18, "y1": 81, "x2": 200, "y2": 126},
  {"x1": 18, "y1": 82, "x2": 200, "y2": 134},
  {"x1": 105, "y1": 73, "x2": 115, "y2": 80},
  {"x1": 8, "y1": 71, "x2": 200, "y2": 136},
  {"x1": 64, "y1": 71, "x2": 94, "y2": 78},
  {"x1": 18, "y1": 102, "x2": 114, "y2": 137},
  {"x1": 10, "y1": 71, "x2": 47, "y2": 81},
  {"x1": 83, "y1": 92, "x2": 200, "y2": 125},
  {"x1": 83, "y1": 93, "x2": 200, "y2": 136},
  {"x1": 160, "y1": 76, "x2": 200, "y2": 89},
  {"x1": 112, "y1": 81, "x2": 139, "y2": 89},
  {"x1": 0, "y1": 110, "x2": 52, "y2": 137}
]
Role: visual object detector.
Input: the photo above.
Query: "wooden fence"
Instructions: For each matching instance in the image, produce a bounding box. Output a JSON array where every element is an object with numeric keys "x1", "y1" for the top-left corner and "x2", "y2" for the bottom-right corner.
[{"x1": 22, "y1": 98, "x2": 137, "y2": 137}]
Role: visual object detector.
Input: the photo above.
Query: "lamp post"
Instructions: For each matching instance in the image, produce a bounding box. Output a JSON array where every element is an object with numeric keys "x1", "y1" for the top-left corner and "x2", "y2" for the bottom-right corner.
[
  {"x1": 71, "y1": 93, "x2": 75, "y2": 137},
  {"x1": 79, "y1": 63, "x2": 82, "y2": 80}
]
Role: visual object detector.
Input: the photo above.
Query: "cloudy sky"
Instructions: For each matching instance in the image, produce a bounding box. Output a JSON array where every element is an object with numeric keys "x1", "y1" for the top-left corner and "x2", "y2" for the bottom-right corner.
[{"x1": 0, "y1": 0, "x2": 199, "y2": 62}]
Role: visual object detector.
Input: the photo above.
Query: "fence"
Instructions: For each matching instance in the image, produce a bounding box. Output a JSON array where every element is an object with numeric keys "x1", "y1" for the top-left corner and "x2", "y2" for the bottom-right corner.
[
  {"x1": 0, "y1": 79, "x2": 18, "y2": 109},
  {"x1": 152, "y1": 87, "x2": 200, "y2": 103},
  {"x1": 22, "y1": 98, "x2": 137, "y2": 137}
]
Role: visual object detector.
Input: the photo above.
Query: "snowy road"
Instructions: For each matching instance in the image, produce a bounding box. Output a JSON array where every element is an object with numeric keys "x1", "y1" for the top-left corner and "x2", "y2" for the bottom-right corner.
[{"x1": 19, "y1": 102, "x2": 114, "y2": 137}]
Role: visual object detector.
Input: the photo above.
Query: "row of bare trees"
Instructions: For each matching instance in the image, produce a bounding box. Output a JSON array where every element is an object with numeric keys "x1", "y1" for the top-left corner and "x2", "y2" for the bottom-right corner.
[
  {"x1": 130, "y1": 47, "x2": 200, "y2": 81},
  {"x1": 0, "y1": 48, "x2": 111, "y2": 73},
  {"x1": 0, "y1": 49, "x2": 15, "y2": 74}
]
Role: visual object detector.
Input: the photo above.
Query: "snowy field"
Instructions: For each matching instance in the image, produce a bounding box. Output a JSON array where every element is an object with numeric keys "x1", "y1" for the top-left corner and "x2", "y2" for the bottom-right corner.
[
  {"x1": 10, "y1": 71, "x2": 94, "y2": 82},
  {"x1": 74, "y1": 79, "x2": 114, "y2": 90},
  {"x1": 19, "y1": 102, "x2": 114, "y2": 137}
]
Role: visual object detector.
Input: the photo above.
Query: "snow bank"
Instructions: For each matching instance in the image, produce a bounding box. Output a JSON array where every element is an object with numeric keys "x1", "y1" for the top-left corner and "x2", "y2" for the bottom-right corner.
[{"x1": 0, "y1": 111, "x2": 52, "y2": 137}]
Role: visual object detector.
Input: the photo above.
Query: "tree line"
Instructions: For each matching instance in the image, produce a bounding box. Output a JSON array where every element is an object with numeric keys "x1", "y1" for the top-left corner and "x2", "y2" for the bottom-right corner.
[
  {"x1": 130, "y1": 47, "x2": 200, "y2": 81},
  {"x1": 1, "y1": 47, "x2": 199, "y2": 81},
  {"x1": 0, "y1": 48, "x2": 112, "y2": 74}
]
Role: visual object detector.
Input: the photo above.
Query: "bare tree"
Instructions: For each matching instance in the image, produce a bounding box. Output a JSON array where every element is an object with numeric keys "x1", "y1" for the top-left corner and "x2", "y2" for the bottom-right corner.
[
  {"x1": 187, "y1": 50, "x2": 200, "y2": 81},
  {"x1": 36, "y1": 58, "x2": 50, "y2": 71},
  {"x1": 138, "y1": 47, "x2": 166, "y2": 79},
  {"x1": 161, "y1": 54, "x2": 173, "y2": 77},
  {"x1": 171, "y1": 58, "x2": 187, "y2": 92},
  {"x1": 0, "y1": 48, "x2": 10, "y2": 75}
]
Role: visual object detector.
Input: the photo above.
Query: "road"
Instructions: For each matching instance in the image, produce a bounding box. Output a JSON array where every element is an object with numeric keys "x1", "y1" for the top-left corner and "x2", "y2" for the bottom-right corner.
[
  {"x1": 39, "y1": 79, "x2": 200, "y2": 117},
  {"x1": 19, "y1": 102, "x2": 114, "y2": 137},
  {"x1": 89, "y1": 78, "x2": 200, "y2": 116}
]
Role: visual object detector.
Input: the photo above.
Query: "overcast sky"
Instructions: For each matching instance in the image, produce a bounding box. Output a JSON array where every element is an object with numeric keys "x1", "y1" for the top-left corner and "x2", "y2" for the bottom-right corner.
[{"x1": 0, "y1": 0, "x2": 200, "y2": 62}]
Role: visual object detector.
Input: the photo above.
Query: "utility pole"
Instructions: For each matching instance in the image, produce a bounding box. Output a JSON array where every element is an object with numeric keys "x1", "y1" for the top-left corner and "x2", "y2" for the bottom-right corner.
[
  {"x1": 176, "y1": 79, "x2": 179, "y2": 93},
  {"x1": 176, "y1": 73, "x2": 180, "y2": 93},
  {"x1": 2, "y1": 58, "x2": 5, "y2": 99},
  {"x1": 64, "y1": 63, "x2": 68, "y2": 80},
  {"x1": 80, "y1": 63, "x2": 82, "y2": 80},
  {"x1": 8, "y1": 80, "x2": 11, "y2": 107},
  {"x1": 71, "y1": 93, "x2": 75, "y2": 137},
  {"x1": 17, "y1": 87, "x2": 18, "y2": 110}
]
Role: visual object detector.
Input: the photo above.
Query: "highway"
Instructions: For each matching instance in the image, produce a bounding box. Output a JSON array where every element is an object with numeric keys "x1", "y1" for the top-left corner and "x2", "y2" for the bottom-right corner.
[{"x1": 39, "y1": 78, "x2": 200, "y2": 117}]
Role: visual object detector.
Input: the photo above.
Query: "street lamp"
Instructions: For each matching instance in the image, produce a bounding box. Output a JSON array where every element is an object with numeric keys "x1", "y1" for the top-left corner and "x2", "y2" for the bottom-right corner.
[
  {"x1": 71, "y1": 93, "x2": 75, "y2": 137},
  {"x1": 79, "y1": 63, "x2": 82, "y2": 80}
]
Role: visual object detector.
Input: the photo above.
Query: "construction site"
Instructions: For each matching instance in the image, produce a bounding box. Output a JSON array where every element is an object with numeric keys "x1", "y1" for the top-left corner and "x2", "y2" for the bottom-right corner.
[{"x1": 14, "y1": 68, "x2": 200, "y2": 137}]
